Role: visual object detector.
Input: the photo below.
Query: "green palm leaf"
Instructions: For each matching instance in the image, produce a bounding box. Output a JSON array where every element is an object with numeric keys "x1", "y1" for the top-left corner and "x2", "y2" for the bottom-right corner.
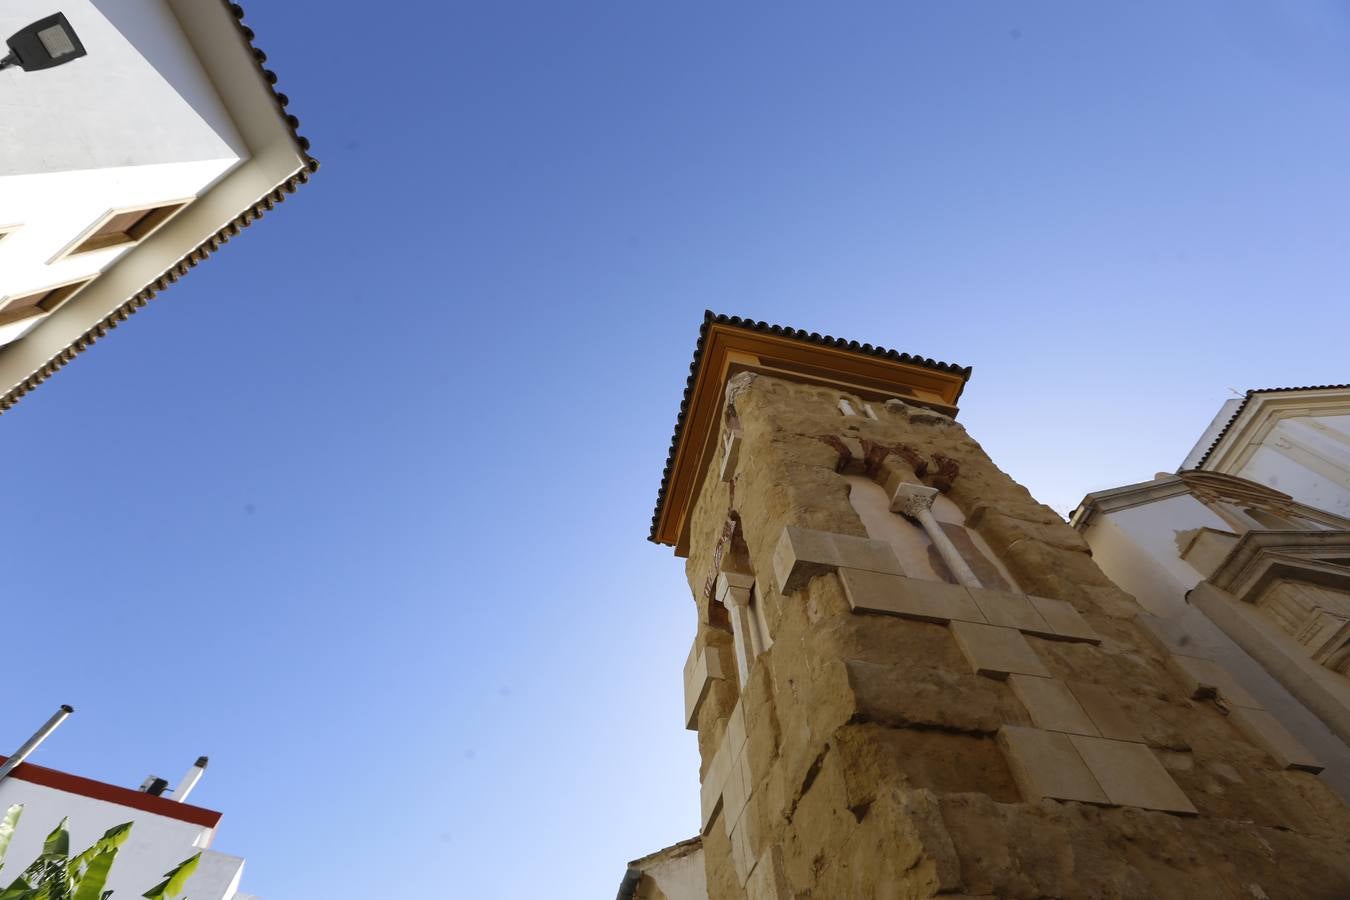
[
  {"x1": 68, "y1": 849, "x2": 117, "y2": 900},
  {"x1": 39, "y1": 821, "x2": 68, "y2": 863},
  {"x1": 141, "y1": 853, "x2": 199, "y2": 900},
  {"x1": 0, "y1": 805, "x2": 23, "y2": 871},
  {"x1": 67, "y1": 823, "x2": 131, "y2": 886}
]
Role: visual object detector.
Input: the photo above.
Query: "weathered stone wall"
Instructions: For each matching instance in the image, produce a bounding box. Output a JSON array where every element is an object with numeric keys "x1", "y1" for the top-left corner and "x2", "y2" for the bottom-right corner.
[{"x1": 683, "y1": 373, "x2": 1350, "y2": 899}]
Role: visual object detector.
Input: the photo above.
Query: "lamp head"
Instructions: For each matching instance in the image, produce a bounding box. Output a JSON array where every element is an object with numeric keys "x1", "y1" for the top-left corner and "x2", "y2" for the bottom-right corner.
[{"x1": 4, "y1": 12, "x2": 86, "y2": 72}]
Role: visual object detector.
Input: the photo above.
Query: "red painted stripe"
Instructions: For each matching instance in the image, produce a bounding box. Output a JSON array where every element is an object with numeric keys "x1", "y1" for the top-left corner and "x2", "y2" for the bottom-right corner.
[{"x1": 0, "y1": 755, "x2": 223, "y2": 829}]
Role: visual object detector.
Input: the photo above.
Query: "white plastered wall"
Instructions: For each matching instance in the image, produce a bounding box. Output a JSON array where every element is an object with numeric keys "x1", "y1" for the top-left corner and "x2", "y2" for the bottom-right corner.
[
  {"x1": 1235, "y1": 415, "x2": 1350, "y2": 519},
  {"x1": 0, "y1": 0, "x2": 310, "y2": 402},
  {"x1": 1082, "y1": 497, "x2": 1350, "y2": 800},
  {"x1": 0, "y1": 777, "x2": 253, "y2": 899},
  {"x1": 0, "y1": 0, "x2": 245, "y2": 175},
  {"x1": 0, "y1": 0, "x2": 247, "y2": 341},
  {"x1": 1084, "y1": 494, "x2": 1230, "y2": 615},
  {"x1": 0, "y1": 160, "x2": 239, "y2": 314},
  {"x1": 639, "y1": 845, "x2": 708, "y2": 900}
]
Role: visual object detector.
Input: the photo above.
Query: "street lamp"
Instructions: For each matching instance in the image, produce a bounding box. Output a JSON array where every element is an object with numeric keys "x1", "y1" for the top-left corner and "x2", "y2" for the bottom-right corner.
[{"x1": 1, "y1": 12, "x2": 86, "y2": 73}]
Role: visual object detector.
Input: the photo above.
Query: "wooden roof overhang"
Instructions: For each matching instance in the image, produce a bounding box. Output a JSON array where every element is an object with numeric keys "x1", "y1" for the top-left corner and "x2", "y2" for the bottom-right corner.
[{"x1": 650, "y1": 313, "x2": 972, "y2": 555}]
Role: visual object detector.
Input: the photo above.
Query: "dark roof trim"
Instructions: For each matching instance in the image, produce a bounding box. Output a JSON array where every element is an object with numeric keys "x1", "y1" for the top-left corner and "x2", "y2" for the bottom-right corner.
[
  {"x1": 615, "y1": 867, "x2": 641, "y2": 900},
  {"x1": 0, "y1": 0, "x2": 318, "y2": 416},
  {"x1": 225, "y1": 1, "x2": 318, "y2": 168},
  {"x1": 1191, "y1": 383, "x2": 1350, "y2": 468},
  {"x1": 648, "y1": 311, "x2": 973, "y2": 542}
]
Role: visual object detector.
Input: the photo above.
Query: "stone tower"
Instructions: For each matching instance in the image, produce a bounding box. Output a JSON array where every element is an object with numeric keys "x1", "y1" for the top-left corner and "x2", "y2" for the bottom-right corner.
[{"x1": 646, "y1": 313, "x2": 1350, "y2": 899}]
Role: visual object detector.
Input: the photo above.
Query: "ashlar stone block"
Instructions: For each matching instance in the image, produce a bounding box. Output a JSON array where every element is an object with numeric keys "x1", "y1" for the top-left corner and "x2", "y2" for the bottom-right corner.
[
  {"x1": 1166, "y1": 654, "x2": 1263, "y2": 709},
  {"x1": 773, "y1": 525, "x2": 903, "y2": 594},
  {"x1": 1068, "y1": 734, "x2": 1197, "y2": 814},
  {"x1": 720, "y1": 428, "x2": 742, "y2": 482},
  {"x1": 729, "y1": 808, "x2": 756, "y2": 885},
  {"x1": 1008, "y1": 674, "x2": 1099, "y2": 736},
  {"x1": 1165, "y1": 653, "x2": 1221, "y2": 700},
  {"x1": 1027, "y1": 595, "x2": 1101, "y2": 644},
  {"x1": 746, "y1": 845, "x2": 792, "y2": 900},
  {"x1": 998, "y1": 725, "x2": 1108, "y2": 804},
  {"x1": 1067, "y1": 681, "x2": 1145, "y2": 743},
  {"x1": 836, "y1": 436, "x2": 867, "y2": 473},
  {"x1": 838, "y1": 568, "x2": 985, "y2": 624},
  {"x1": 684, "y1": 643, "x2": 727, "y2": 730},
  {"x1": 722, "y1": 747, "x2": 750, "y2": 834},
  {"x1": 950, "y1": 621, "x2": 1052, "y2": 680},
  {"x1": 700, "y1": 738, "x2": 731, "y2": 833},
  {"x1": 725, "y1": 700, "x2": 748, "y2": 758},
  {"x1": 969, "y1": 587, "x2": 1051, "y2": 633},
  {"x1": 699, "y1": 773, "x2": 723, "y2": 834},
  {"x1": 1228, "y1": 706, "x2": 1325, "y2": 773}
]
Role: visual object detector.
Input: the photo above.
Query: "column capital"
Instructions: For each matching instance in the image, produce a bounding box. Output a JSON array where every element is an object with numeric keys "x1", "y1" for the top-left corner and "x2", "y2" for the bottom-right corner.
[
  {"x1": 890, "y1": 482, "x2": 940, "y2": 518},
  {"x1": 717, "y1": 571, "x2": 755, "y2": 607}
]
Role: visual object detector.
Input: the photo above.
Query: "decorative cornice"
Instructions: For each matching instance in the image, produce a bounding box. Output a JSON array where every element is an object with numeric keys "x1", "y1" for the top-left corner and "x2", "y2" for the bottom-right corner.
[
  {"x1": 1069, "y1": 475, "x2": 1192, "y2": 530},
  {"x1": 1192, "y1": 384, "x2": 1350, "y2": 469},
  {"x1": 1071, "y1": 470, "x2": 1350, "y2": 532},
  {"x1": 1208, "y1": 530, "x2": 1350, "y2": 598},
  {"x1": 0, "y1": 0, "x2": 318, "y2": 416}
]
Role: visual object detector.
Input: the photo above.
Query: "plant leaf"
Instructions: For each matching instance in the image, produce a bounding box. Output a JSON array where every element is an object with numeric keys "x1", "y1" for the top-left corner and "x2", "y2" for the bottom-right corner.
[
  {"x1": 67, "y1": 823, "x2": 131, "y2": 884},
  {"x1": 69, "y1": 849, "x2": 117, "y2": 900},
  {"x1": 0, "y1": 805, "x2": 23, "y2": 871},
  {"x1": 141, "y1": 853, "x2": 199, "y2": 900},
  {"x1": 40, "y1": 822, "x2": 68, "y2": 862}
]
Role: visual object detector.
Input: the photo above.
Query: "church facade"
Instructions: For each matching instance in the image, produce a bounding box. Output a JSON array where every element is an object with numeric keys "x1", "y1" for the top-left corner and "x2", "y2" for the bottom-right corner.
[{"x1": 1073, "y1": 385, "x2": 1350, "y2": 802}]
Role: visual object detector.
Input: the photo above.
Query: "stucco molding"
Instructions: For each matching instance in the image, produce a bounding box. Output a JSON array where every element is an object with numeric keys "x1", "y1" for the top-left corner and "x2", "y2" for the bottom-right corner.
[
  {"x1": 1207, "y1": 530, "x2": 1350, "y2": 599},
  {"x1": 1069, "y1": 475, "x2": 1193, "y2": 529},
  {"x1": 1194, "y1": 386, "x2": 1350, "y2": 472},
  {"x1": 1071, "y1": 470, "x2": 1350, "y2": 532}
]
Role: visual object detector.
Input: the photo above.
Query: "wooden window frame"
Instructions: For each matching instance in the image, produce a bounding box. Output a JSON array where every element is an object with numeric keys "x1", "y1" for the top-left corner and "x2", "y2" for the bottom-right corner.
[
  {"x1": 0, "y1": 277, "x2": 93, "y2": 327},
  {"x1": 50, "y1": 199, "x2": 193, "y2": 262}
]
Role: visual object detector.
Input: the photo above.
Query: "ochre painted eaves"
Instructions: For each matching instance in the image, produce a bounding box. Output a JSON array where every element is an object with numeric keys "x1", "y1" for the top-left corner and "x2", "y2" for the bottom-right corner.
[{"x1": 650, "y1": 313, "x2": 971, "y2": 554}]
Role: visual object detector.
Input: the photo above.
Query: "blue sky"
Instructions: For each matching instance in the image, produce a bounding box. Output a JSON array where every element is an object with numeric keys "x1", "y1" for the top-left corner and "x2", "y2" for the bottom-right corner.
[{"x1": 4, "y1": 2, "x2": 1350, "y2": 897}]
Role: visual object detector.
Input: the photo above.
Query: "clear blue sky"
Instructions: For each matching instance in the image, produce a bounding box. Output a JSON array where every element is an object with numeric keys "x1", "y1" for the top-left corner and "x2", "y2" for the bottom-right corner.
[{"x1": 4, "y1": 2, "x2": 1350, "y2": 897}]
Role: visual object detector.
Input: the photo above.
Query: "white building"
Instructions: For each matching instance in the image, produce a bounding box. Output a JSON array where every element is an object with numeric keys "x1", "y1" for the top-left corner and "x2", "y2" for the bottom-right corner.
[
  {"x1": 0, "y1": 3, "x2": 310, "y2": 893},
  {"x1": 1181, "y1": 385, "x2": 1350, "y2": 518},
  {"x1": 0, "y1": 0, "x2": 315, "y2": 411},
  {"x1": 1072, "y1": 385, "x2": 1350, "y2": 801},
  {"x1": 617, "y1": 837, "x2": 707, "y2": 900},
  {"x1": 0, "y1": 746, "x2": 257, "y2": 898}
]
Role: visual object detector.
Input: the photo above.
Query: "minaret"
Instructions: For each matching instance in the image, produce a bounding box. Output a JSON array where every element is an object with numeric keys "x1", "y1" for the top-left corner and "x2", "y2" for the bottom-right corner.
[{"x1": 649, "y1": 313, "x2": 1350, "y2": 899}]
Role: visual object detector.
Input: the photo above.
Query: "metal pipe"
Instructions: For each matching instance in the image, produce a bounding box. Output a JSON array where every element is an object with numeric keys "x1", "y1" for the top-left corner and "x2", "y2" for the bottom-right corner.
[
  {"x1": 173, "y1": 756, "x2": 209, "y2": 803},
  {"x1": 0, "y1": 705, "x2": 74, "y2": 786}
]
